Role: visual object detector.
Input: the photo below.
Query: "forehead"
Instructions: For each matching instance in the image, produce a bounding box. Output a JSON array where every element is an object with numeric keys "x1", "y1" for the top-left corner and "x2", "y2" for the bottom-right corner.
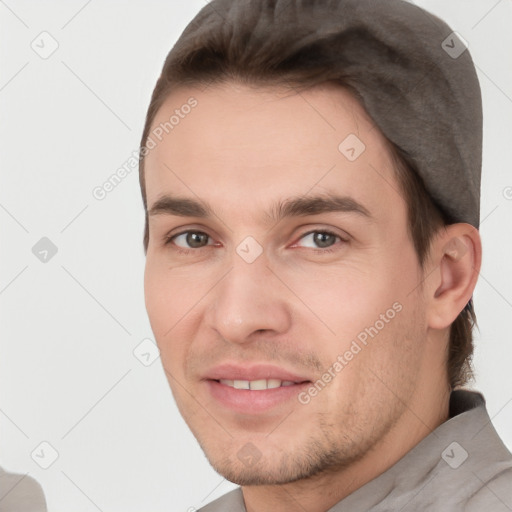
[{"x1": 143, "y1": 81, "x2": 406, "y2": 228}]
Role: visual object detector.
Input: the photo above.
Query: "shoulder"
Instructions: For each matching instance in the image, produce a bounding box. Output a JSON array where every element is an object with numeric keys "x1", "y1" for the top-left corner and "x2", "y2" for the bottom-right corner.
[
  {"x1": 465, "y1": 466, "x2": 512, "y2": 511},
  {"x1": 197, "y1": 488, "x2": 245, "y2": 512},
  {"x1": 0, "y1": 466, "x2": 47, "y2": 511}
]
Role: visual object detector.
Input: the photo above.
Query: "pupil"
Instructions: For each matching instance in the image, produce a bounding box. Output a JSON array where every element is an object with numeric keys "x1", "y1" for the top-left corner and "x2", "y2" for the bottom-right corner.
[{"x1": 314, "y1": 232, "x2": 334, "y2": 248}]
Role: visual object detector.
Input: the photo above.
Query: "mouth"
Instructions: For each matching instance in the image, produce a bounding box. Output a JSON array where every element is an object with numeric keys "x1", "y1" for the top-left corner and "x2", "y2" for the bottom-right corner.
[
  {"x1": 215, "y1": 378, "x2": 308, "y2": 390},
  {"x1": 202, "y1": 364, "x2": 312, "y2": 414}
]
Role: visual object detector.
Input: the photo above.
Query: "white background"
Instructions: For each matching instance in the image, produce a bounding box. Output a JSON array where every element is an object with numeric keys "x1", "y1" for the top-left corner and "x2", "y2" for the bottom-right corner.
[{"x1": 0, "y1": 1, "x2": 511, "y2": 511}]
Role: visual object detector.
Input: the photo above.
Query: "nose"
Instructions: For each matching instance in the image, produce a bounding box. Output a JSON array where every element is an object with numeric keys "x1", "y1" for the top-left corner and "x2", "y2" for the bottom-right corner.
[{"x1": 205, "y1": 253, "x2": 292, "y2": 345}]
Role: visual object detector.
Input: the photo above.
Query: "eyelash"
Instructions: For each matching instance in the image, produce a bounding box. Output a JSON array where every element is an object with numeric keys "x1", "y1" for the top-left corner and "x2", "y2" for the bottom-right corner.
[{"x1": 164, "y1": 229, "x2": 347, "y2": 256}]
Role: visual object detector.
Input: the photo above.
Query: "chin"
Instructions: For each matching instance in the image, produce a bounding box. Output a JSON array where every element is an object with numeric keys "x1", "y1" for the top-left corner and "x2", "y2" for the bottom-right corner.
[
  {"x1": 208, "y1": 459, "x2": 318, "y2": 486},
  {"x1": 200, "y1": 438, "x2": 360, "y2": 486}
]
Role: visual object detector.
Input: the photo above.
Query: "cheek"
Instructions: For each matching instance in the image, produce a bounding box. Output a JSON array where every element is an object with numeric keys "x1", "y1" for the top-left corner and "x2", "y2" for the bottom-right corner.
[
  {"x1": 144, "y1": 257, "x2": 168, "y2": 334},
  {"x1": 317, "y1": 294, "x2": 424, "y2": 426},
  {"x1": 144, "y1": 257, "x2": 216, "y2": 377},
  {"x1": 144, "y1": 258, "x2": 191, "y2": 358},
  {"x1": 283, "y1": 248, "x2": 420, "y2": 385},
  {"x1": 279, "y1": 261, "x2": 397, "y2": 343},
  {"x1": 144, "y1": 255, "x2": 194, "y2": 330}
]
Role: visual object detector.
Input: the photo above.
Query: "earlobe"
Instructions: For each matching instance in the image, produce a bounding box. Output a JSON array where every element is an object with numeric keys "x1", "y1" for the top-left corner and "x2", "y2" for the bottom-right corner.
[{"x1": 428, "y1": 224, "x2": 482, "y2": 330}]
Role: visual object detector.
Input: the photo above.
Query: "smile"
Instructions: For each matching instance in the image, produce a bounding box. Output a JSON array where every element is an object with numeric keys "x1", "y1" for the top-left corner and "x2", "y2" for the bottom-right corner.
[{"x1": 218, "y1": 379, "x2": 299, "y2": 390}]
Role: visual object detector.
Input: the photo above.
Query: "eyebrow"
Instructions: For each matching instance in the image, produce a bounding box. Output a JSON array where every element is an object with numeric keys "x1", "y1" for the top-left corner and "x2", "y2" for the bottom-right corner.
[{"x1": 148, "y1": 194, "x2": 373, "y2": 223}]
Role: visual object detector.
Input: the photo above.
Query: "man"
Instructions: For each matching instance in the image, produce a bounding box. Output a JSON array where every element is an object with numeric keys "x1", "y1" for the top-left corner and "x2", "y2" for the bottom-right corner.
[{"x1": 139, "y1": 0, "x2": 512, "y2": 510}]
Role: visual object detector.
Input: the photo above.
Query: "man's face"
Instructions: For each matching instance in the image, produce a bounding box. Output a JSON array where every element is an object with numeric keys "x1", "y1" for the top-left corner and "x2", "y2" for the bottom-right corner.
[{"x1": 143, "y1": 82, "x2": 430, "y2": 485}]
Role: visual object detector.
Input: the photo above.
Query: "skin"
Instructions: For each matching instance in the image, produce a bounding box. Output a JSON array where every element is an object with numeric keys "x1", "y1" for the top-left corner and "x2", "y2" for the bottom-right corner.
[{"x1": 143, "y1": 81, "x2": 481, "y2": 512}]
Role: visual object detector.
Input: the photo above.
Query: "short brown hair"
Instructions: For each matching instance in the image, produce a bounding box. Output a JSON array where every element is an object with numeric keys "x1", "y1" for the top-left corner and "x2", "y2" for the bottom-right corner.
[{"x1": 138, "y1": 0, "x2": 477, "y2": 389}]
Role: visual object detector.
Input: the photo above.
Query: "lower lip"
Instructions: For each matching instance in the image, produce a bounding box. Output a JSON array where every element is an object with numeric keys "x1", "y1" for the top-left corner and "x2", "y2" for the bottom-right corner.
[{"x1": 205, "y1": 380, "x2": 310, "y2": 414}]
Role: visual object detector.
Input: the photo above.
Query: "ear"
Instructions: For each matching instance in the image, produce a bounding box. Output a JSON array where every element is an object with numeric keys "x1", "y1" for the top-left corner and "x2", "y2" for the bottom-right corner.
[{"x1": 426, "y1": 223, "x2": 482, "y2": 330}]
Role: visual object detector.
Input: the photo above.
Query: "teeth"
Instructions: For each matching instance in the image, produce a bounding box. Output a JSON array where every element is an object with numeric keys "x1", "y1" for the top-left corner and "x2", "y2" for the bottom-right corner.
[
  {"x1": 233, "y1": 380, "x2": 250, "y2": 389},
  {"x1": 249, "y1": 379, "x2": 267, "y2": 390},
  {"x1": 267, "y1": 379, "x2": 282, "y2": 389},
  {"x1": 219, "y1": 379, "x2": 298, "y2": 390}
]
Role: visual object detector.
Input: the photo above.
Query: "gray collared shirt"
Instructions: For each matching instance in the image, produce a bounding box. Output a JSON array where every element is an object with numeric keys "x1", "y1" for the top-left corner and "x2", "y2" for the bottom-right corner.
[{"x1": 198, "y1": 390, "x2": 512, "y2": 511}]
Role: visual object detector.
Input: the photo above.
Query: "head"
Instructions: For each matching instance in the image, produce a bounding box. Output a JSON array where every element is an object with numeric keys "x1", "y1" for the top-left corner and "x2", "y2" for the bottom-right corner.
[{"x1": 140, "y1": 0, "x2": 481, "y2": 486}]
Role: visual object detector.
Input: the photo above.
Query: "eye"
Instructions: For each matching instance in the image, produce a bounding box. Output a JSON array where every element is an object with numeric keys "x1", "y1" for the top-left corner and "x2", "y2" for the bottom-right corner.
[
  {"x1": 294, "y1": 230, "x2": 346, "y2": 251},
  {"x1": 167, "y1": 231, "x2": 214, "y2": 250}
]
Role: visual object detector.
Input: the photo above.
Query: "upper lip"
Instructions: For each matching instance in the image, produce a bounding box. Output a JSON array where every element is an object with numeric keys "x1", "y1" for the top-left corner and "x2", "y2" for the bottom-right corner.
[{"x1": 203, "y1": 363, "x2": 311, "y2": 383}]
